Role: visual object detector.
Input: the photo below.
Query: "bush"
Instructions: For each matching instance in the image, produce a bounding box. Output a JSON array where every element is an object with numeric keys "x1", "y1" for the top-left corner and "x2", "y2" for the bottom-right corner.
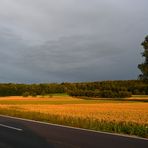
[
  {"x1": 68, "y1": 90, "x2": 132, "y2": 98},
  {"x1": 22, "y1": 92, "x2": 30, "y2": 97},
  {"x1": 118, "y1": 91, "x2": 132, "y2": 98},
  {"x1": 30, "y1": 92, "x2": 37, "y2": 97}
]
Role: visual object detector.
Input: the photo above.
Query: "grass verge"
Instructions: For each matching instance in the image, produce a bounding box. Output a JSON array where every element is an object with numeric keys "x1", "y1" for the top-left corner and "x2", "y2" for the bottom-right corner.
[{"x1": 0, "y1": 108, "x2": 147, "y2": 138}]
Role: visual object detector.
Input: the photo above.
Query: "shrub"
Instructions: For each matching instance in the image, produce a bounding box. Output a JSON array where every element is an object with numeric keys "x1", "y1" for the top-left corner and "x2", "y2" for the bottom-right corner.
[{"x1": 22, "y1": 92, "x2": 30, "y2": 97}]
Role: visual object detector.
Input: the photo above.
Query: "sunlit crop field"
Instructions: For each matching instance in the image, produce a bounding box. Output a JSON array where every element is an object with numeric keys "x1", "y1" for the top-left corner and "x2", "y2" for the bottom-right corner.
[{"x1": 0, "y1": 96, "x2": 148, "y2": 137}]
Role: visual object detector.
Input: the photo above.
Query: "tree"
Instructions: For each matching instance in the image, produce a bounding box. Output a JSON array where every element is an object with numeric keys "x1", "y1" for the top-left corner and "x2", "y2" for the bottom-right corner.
[{"x1": 138, "y1": 35, "x2": 148, "y2": 81}]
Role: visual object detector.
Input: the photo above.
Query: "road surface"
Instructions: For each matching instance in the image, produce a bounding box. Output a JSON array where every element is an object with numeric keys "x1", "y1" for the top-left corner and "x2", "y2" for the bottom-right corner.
[{"x1": 0, "y1": 115, "x2": 148, "y2": 148}]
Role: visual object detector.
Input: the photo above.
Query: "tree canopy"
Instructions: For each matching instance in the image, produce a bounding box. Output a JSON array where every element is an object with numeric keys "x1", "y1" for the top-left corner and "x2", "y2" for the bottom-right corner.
[{"x1": 138, "y1": 35, "x2": 148, "y2": 81}]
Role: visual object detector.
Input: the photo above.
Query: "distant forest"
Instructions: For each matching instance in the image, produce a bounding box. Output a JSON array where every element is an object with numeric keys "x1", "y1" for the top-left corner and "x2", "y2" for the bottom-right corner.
[{"x1": 0, "y1": 80, "x2": 147, "y2": 98}]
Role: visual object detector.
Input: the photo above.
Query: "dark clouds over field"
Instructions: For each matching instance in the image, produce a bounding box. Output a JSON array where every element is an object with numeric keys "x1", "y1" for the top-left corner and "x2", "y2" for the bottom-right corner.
[{"x1": 0, "y1": 0, "x2": 148, "y2": 83}]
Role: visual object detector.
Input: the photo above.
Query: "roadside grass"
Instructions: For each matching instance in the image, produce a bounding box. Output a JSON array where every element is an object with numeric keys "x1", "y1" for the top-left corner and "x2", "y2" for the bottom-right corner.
[
  {"x1": 0, "y1": 108, "x2": 147, "y2": 138},
  {"x1": 0, "y1": 96, "x2": 148, "y2": 138}
]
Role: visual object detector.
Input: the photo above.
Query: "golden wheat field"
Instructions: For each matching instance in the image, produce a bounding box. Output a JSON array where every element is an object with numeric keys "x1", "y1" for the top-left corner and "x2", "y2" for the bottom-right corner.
[{"x1": 0, "y1": 96, "x2": 148, "y2": 125}]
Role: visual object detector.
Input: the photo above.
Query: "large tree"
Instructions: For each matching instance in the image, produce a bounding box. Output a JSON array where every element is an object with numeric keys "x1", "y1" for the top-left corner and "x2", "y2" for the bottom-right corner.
[{"x1": 138, "y1": 35, "x2": 148, "y2": 81}]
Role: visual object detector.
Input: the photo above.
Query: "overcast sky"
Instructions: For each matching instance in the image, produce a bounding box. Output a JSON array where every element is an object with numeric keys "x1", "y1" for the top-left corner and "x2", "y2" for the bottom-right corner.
[{"x1": 0, "y1": 0, "x2": 148, "y2": 83}]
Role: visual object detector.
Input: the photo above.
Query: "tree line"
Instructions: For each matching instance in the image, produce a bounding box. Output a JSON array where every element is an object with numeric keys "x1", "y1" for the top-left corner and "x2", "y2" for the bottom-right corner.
[
  {"x1": 0, "y1": 80, "x2": 147, "y2": 98},
  {"x1": 64, "y1": 80, "x2": 147, "y2": 98},
  {"x1": 0, "y1": 83, "x2": 65, "y2": 97}
]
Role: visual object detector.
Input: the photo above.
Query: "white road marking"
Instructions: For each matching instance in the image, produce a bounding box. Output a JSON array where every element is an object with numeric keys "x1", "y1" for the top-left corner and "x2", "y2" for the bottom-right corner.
[{"x1": 0, "y1": 123, "x2": 23, "y2": 131}]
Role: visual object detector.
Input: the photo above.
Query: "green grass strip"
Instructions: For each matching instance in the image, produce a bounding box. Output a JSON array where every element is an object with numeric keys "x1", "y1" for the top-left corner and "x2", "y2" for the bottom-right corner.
[{"x1": 0, "y1": 109, "x2": 147, "y2": 138}]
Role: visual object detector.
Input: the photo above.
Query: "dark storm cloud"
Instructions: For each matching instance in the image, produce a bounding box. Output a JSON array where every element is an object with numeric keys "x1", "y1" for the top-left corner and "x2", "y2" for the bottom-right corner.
[{"x1": 0, "y1": 0, "x2": 148, "y2": 82}]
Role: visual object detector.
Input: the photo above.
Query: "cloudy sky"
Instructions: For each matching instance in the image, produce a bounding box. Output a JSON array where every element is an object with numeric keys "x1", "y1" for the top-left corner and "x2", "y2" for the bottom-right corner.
[{"x1": 0, "y1": 0, "x2": 148, "y2": 83}]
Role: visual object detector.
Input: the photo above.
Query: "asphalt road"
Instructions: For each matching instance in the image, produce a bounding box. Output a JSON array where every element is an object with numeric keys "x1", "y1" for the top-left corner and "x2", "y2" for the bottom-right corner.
[{"x1": 0, "y1": 115, "x2": 148, "y2": 148}]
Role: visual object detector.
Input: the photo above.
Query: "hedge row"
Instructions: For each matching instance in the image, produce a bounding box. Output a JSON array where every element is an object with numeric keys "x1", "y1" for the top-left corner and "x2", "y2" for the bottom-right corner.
[{"x1": 68, "y1": 90, "x2": 132, "y2": 98}]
